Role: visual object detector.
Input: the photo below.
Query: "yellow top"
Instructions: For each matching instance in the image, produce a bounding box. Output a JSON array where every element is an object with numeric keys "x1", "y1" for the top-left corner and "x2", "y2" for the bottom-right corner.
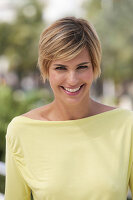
[{"x1": 5, "y1": 107, "x2": 133, "y2": 200}]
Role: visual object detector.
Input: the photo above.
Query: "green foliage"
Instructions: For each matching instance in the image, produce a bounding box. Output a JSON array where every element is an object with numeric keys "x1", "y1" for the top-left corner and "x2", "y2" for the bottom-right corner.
[
  {"x1": 0, "y1": 85, "x2": 53, "y2": 162},
  {"x1": 0, "y1": 175, "x2": 5, "y2": 194},
  {"x1": 0, "y1": 0, "x2": 45, "y2": 78},
  {"x1": 83, "y1": 0, "x2": 133, "y2": 84},
  {"x1": 0, "y1": 23, "x2": 12, "y2": 54}
]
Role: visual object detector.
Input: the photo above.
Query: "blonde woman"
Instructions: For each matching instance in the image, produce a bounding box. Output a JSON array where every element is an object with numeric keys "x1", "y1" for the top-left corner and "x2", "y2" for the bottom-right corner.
[{"x1": 5, "y1": 16, "x2": 133, "y2": 200}]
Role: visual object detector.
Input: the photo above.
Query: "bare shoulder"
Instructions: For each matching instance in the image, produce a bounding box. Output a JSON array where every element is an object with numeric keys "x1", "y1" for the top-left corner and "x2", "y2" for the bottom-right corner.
[
  {"x1": 21, "y1": 104, "x2": 51, "y2": 121},
  {"x1": 101, "y1": 104, "x2": 117, "y2": 111},
  {"x1": 92, "y1": 100, "x2": 118, "y2": 113}
]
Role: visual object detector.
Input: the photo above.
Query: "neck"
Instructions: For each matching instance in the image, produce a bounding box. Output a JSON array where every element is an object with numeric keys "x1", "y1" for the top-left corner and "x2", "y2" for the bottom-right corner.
[{"x1": 50, "y1": 97, "x2": 96, "y2": 121}]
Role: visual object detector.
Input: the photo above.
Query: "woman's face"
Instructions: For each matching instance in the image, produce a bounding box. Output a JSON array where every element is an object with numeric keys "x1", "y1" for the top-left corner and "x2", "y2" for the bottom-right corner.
[{"x1": 48, "y1": 47, "x2": 94, "y2": 105}]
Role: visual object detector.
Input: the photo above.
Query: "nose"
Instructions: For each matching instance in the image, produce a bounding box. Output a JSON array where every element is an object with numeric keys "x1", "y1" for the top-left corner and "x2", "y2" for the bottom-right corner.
[{"x1": 67, "y1": 71, "x2": 79, "y2": 86}]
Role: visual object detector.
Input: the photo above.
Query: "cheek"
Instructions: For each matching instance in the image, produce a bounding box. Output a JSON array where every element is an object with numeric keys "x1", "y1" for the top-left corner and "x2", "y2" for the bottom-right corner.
[
  {"x1": 82, "y1": 70, "x2": 93, "y2": 83},
  {"x1": 49, "y1": 72, "x2": 56, "y2": 88},
  {"x1": 49, "y1": 72, "x2": 64, "y2": 87}
]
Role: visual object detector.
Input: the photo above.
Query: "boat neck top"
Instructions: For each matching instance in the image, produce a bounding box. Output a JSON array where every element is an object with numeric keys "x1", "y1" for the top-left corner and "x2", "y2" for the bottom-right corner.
[
  {"x1": 4, "y1": 107, "x2": 133, "y2": 200},
  {"x1": 16, "y1": 107, "x2": 121, "y2": 125}
]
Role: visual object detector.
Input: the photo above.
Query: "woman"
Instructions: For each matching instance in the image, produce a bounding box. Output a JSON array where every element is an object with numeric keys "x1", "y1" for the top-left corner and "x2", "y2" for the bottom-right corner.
[{"x1": 5, "y1": 16, "x2": 133, "y2": 200}]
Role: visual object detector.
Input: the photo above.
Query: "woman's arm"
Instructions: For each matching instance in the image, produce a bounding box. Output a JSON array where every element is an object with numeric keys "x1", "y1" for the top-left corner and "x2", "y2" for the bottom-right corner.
[{"x1": 4, "y1": 137, "x2": 31, "y2": 200}]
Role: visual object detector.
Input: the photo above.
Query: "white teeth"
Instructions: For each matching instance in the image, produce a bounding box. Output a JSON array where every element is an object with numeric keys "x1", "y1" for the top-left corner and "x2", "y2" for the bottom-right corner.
[{"x1": 64, "y1": 86, "x2": 81, "y2": 92}]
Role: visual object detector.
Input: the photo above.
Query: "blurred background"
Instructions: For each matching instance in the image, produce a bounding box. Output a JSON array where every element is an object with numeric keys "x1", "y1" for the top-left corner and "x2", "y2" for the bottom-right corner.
[{"x1": 0, "y1": 0, "x2": 133, "y2": 199}]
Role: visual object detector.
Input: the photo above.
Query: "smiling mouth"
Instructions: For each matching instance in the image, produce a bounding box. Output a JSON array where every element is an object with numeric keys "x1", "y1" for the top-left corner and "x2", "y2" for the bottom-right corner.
[{"x1": 60, "y1": 84, "x2": 85, "y2": 92}]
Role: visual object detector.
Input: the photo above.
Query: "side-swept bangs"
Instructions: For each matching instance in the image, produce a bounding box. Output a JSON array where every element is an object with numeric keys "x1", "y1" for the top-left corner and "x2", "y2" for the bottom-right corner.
[{"x1": 38, "y1": 17, "x2": 102, "y2": 83}]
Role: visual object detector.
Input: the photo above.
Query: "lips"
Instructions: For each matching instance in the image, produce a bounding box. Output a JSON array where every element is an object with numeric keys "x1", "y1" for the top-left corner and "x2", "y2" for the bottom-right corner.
[
  {"x1": 60, "y1": 84, "x2": 85, "y2": 97},
  {"x1": 61, "y1": 84, "x2": 84, "y2": 91},
  {"x1": 60, "y1": 84, "x2": 85, "y2": 96}
]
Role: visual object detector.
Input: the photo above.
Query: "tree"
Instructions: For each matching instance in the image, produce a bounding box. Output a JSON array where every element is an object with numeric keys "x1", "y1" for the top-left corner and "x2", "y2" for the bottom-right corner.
[
  {"x1": 0, "y1": 0, "x2": 45, "y2": 79},
  {"x1": 83, "y1": 0, "x2": 133, "y2": 84}
]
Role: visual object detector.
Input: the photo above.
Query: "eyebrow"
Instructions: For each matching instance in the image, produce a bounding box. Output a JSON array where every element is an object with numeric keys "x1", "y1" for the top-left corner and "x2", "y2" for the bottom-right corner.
[{"x1": 54, "y1": 62, "x2": 91, "y2": 67}]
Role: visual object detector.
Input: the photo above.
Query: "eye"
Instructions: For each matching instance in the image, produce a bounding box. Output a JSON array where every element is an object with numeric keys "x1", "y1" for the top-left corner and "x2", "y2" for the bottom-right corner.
[
  {"x1": 78, "y1": 65, "x2": 88, "y2": 69},
  {"x1": 55, "y1": 67, "x2": 66, "y2": 70},
  {"x1": 55, "y1": 65, "x2": 88, "y2": 70}
]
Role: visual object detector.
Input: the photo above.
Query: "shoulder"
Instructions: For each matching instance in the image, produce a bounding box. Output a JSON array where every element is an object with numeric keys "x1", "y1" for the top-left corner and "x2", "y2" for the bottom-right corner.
[
  {"x1": 6, "y1": 117, "x2": 25, "y2": 153},
  {"x1": 6, "y1": 108, "x2": 44, "y2": 150},
  {"x1": 6, "y1": 106, "x2": 46, "y2": 138},
  {"x1": 92, "y1": 101, "x2": 117, "y2": 113},
  {"x1": 6, "y1": 116, "x2": 26, "y2": 140},
  {"x1": 95, "y1": 101, "x2": 133, "y2": 120},
  {"x1": 21, "y1": 106, "x2": 42, "y2": 119},
  {"x1": 21, "y1": 105, "x2": 50, "y2": 121},
  {"x1": 94, "y1": 101, "x2": 132, "y2": 114}
]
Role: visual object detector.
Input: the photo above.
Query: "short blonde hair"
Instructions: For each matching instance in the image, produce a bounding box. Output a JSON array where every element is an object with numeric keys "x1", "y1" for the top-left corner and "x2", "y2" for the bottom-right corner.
[{"x1": 38, "y1": 16, "x2": 102, "y2": 83}]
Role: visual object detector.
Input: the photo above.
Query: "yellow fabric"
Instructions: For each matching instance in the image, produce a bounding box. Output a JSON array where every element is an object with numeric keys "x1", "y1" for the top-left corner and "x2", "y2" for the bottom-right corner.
[{"x1": 5, "y1": 107, "x2": 133, "y2": 200}]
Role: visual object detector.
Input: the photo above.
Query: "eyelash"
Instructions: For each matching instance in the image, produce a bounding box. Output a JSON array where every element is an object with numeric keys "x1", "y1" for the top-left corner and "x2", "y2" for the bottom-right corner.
[{"x1": 55, "y1": 66, "x2": 88, "y2": 70}]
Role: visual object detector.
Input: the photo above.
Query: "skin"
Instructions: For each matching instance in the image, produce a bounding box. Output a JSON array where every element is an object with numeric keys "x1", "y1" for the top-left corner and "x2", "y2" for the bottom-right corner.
[
  {"x1": 47, "y1": 47, "x2": 95, "y2": 120},
  {"x1": 22, "y1": 47, "x2": 116, "y2": 121}
]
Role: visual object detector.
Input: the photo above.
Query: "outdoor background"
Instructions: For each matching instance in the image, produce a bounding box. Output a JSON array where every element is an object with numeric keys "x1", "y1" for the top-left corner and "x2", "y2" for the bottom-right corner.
[{"x1": 0, "y1": 0, "x2": 133, "y2": 199}]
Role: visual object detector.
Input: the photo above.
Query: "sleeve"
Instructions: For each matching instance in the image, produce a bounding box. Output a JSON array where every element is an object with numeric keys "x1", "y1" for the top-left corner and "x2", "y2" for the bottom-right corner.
[{"x1": 4, "y1": 135, "x2": 31, "y2": 200}]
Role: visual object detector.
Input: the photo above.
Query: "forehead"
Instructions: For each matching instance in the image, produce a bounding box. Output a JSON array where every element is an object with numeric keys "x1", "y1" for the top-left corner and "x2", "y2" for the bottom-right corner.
[{"x1": 51, "y1": 48, "x2": 91, "y2": 66}]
